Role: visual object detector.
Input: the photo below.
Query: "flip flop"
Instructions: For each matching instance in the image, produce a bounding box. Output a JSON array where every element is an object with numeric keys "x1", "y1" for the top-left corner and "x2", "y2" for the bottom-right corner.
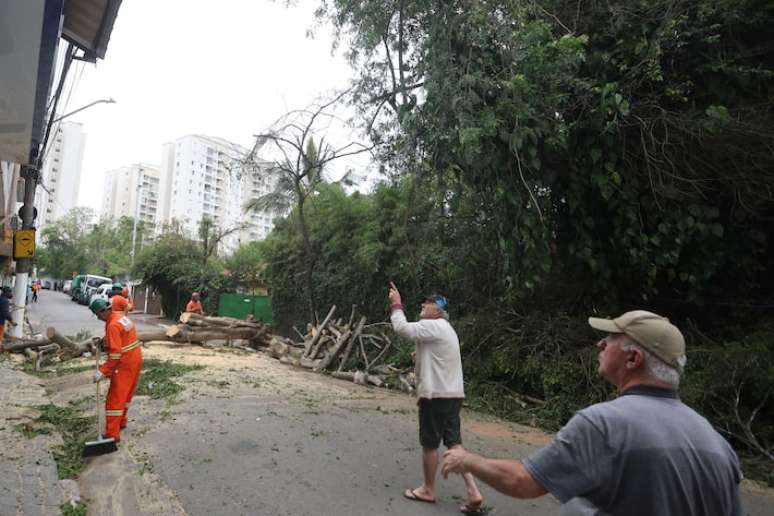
[
  {"x1": 403, "y1": 488, "x2": 435, "y2": 504},
  {"x1": 460, "y1": 501, "x2": 485, "y2": 516}
]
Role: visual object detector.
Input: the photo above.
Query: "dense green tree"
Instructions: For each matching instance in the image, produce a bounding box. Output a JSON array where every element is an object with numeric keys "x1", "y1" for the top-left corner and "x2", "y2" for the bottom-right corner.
[
  {"x1": 132, "y1": 218, "x2": 239, "y2": 317},
  {"x1": 36, "y1": 209, "x2": 148, "y2": 279}
]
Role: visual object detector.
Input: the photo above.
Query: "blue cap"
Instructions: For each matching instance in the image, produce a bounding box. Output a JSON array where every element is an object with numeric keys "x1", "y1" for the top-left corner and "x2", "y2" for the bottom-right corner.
[{"x1": 425, "y1": 294, "x2": 449, "y2": 311}]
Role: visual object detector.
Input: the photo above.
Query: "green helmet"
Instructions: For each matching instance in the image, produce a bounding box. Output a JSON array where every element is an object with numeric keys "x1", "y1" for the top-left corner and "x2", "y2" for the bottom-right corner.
[
  {"x1": 89, "y1": 298, "x2": 110, "y2": 315},
  {"x1": 111, "y1": 282, "x2": 123, "y2": 292}
]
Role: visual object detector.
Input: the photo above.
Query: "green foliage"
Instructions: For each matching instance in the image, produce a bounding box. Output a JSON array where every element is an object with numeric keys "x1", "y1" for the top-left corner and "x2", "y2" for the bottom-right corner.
[
  {"x1": 135, "y1": 359, "x2": 204, "y2": 402},
  {"x1": 223, "y1": 241, "x2": 268, "y2": 293},
  {"x1": 61, "y1": 502, "x2": 87, "y2": 516},
  {"x1": 259, "y1": 0, "x2": 774, "y2": 474},
  {"x1": 132, "y1": 228, "x2": 227, "y2": 317},
  {"x1": 16, "y1": 400, "x2": 94, "y2": 479},
  {"x1": 35, "y1": 208, "x2": 150, "y2": 279}
]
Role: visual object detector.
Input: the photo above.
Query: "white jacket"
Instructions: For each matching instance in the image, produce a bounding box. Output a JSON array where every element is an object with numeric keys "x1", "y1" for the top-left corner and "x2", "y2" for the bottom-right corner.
[{"x1": 390, "y1": 307, "x2": 465, "y2": 399}]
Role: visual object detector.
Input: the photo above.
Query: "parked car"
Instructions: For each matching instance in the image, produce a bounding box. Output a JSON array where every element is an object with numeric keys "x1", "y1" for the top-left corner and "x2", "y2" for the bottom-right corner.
[
  {"x1": 89, "y1": 283, "x2": 113, "y2": 306},
  {"x1": 41, "y1": 279, "x2": 52, "y2": 290},
  {"x1": 62, "y1": 280, "x2": 72, "y2": 294},
  {"x1": 78, "y1": 274, "x2": 112, "y2": 305}
]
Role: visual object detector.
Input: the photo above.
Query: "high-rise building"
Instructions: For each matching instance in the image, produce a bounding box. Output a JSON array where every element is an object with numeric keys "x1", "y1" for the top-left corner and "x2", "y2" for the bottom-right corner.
[
  {"x1": 101, "y1": 163, "x2": 160, "y2": 224},
  {"x1": 156, "y1": 135, "x2": 278, "y2": 254},
  {"x1": 35, "y1": 121, "x2": 85, "y2": 230}
]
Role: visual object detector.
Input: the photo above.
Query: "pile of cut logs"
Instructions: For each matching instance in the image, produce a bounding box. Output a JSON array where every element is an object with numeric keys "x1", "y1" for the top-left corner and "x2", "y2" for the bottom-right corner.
[
  {"x1": 140, "y1": 312, "x2": 276, "y2": 351},
  {"x1": 266, "y1": 305, "x2": 416, "y2": 394},
  {"x1": 2, "y1": 328, "x2": 98, "y2": 370}
]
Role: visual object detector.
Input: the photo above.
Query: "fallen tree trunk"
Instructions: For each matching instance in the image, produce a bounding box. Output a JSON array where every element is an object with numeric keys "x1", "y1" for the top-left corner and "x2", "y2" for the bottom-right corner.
[
  {"x1": 142, "y1": 340, "x2": 184, "y2": 347},
  {"x1": 3, "y1": 338, "x2": 52, "y2": 352},
  {"x1": 179, "y1": 312, "x2": 264, "y2": 328},
  {"x1": 46, "y1": 328, "x2": 91, "y2": 353},
  {"x1": 165, "y1": 325, "x2": 264, "y2": 342},
  {"x1": 137, "y1": 330, "x2": 170, "y2": 342}
]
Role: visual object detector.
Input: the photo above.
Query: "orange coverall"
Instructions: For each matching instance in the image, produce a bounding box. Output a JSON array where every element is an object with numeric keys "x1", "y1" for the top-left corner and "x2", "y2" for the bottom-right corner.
[
  {"x1": 185, "y1": 300, "x2": 203, "y2": 314},
  {"x1": 111, "y1": 294, "x2": 134, "y2": 313},
  {"x1": 99, "y1": 312, "x2": 143, "y2": 441}
]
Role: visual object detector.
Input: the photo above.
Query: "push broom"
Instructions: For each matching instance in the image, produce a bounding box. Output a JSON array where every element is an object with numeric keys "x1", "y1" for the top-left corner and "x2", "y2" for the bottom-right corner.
[{"x1": 82, "y1": 341, "x2": 117, "y2": 457}]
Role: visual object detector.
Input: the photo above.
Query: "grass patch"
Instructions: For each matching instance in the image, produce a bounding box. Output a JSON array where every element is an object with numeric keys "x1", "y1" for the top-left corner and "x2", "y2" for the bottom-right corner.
[
  {"x1": 15, "y1": 399, "x2": 94, "y2": 479},
  {"x1": 22, "y1": 362, "x2": 95, "y2": 378},
  {"x1": 135, "y1": 359, "x2": 204, "y2": 402},
  {"x1": 61, "y1": 501, "x2": 87, "y2": 516}
]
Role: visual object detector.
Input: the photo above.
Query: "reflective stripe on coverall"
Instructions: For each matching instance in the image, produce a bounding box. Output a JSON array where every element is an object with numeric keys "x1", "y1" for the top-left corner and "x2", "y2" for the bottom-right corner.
[{"x1": 99, "y1": 313, "x2": 143, "y2": 440}]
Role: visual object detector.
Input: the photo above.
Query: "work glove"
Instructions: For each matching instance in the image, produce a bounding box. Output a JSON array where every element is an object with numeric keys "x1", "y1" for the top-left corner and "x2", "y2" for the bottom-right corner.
[{"x1": 93, "y1": 371, "x2": 104, "y2": 383}]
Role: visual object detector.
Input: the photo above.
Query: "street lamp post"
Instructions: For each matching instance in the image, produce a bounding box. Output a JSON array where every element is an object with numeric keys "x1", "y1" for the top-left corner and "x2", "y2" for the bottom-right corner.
[{"x1": 52, "y1": 98, "x2": 116, "y2": 124}]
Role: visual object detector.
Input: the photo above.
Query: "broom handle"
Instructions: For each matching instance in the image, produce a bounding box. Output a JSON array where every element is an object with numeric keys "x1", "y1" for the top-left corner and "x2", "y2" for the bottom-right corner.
[{"x1": 95, "y1": 342, "x2": 104, "y2": 437}]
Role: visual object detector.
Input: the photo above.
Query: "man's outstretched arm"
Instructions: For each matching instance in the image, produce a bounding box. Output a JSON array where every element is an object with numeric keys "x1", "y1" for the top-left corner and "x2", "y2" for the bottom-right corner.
[{"x1": 443, "y1": 448, "x2": 547, "y2": 499}]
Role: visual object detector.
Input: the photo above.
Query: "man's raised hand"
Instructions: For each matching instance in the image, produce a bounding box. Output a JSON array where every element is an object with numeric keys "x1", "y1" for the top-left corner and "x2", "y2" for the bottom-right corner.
[{"x1": 388, "y1": 281, "x2": 402, "y2": 305}]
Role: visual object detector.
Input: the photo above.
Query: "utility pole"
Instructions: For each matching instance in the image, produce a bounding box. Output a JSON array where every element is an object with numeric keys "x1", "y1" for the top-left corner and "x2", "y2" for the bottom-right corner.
[{"x1": 10, "y1": 155, "x2": 41, "y2": 337}]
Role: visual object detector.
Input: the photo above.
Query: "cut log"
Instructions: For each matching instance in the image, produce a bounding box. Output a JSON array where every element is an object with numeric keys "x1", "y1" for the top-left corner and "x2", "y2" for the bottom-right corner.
[
  {"x1": 269, "y1": 339, "x2": 289, "y2": 359},
  {"x1": 179, "y1": 312, "x2": 264, "y2": 328},
  {"x1": 165, "y1": 325, "x2": 264, "y2": 342},
  {"x1": 46, "y1": 327, "x2": 76, "y2": 348},
  {"x1": 314, "y1": 329, "x2": 351, "y2": 372},
  {"x1": 304, "y1": 305, "x2": 336, "y2": 358},
  {"x1": 3, "y1": 338, "x2": 52, "y2": 353},
  {"x1": 137, "y1": 330, "x2": 171, "y2": 342},
  {"x1": 299, "y1": 356, "x2": 321, "y2": 369},
  {"x1": 45, "y1": 328, "x2": 91, "y2": 359},
  {"x1": 142, "y1": 340, "x2": 184, "y2": 347},
  {"x1": 337, "y1": 316, "x2": 366, "y2": 372},
  {"x1": 36, "y1": 344, "x2": 60, "y2": 370},
  {"x1": 331, "y1": 370, "x2": 384, "y2": 387}
]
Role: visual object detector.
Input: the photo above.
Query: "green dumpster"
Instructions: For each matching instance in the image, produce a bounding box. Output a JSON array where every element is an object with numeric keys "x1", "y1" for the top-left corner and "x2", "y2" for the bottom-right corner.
[{"x1": 217, "y1": 293, "x2": 273, "y2": 324}]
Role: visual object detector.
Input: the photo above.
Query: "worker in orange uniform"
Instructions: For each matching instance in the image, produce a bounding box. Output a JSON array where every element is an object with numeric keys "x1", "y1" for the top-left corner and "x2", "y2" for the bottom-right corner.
[
  {"x1": 89, "y1": 298, "x2": 142, "y2": 442},
  {"x1": 109, "y1": 282, "x2": 134, "y2": 314},
  {"x1": 185, "y1": 292, "x2": 204, "y2": 315}
]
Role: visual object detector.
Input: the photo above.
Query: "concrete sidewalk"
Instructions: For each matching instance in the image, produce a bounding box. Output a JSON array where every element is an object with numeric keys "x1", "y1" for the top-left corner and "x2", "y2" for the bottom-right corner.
[{"x1": 0, "y1": 359, "x2": 63, "y2": 516}]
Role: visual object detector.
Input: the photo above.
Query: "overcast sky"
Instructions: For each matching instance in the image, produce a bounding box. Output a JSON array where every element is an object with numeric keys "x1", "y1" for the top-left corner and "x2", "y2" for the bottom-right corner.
[{"x1": 63, "y1": 0, "x2": 357, "y2": 211}]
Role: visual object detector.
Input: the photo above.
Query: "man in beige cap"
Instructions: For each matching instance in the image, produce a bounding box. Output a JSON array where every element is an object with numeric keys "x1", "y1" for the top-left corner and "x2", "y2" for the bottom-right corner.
[{"x1": 441, "y1": 310, "x2": 744, "y2": 516}]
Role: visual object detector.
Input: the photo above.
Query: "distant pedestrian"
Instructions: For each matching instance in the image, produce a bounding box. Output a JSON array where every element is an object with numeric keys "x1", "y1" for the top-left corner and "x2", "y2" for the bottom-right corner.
[
  {"x1": 26, "y1": 283, "x2": 33, "y2": 304},
  {"x1": 31, "y1": 281, "x2": 39, "y2": 303},
  {"x1": 185, "y1": 292, "x2": 204, "y2": 315},
  {"x1": 0, "y1": 287, "x2": 17, "y2": 352},
  {"x1": 388, "y1": 282, "x2": 483, "y2": 514}
]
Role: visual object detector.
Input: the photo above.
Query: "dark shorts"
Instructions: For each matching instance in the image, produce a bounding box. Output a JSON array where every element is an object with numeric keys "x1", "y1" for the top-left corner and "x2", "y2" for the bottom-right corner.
[{"x1": 418, "y1": 398, "x2": 463, "y2": 449}]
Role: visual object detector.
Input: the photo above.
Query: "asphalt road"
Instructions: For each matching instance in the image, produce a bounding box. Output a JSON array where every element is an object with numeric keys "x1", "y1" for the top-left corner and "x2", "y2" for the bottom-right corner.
[{"x1": 25, "y1": 289, "x2": 165, "y2": 337}]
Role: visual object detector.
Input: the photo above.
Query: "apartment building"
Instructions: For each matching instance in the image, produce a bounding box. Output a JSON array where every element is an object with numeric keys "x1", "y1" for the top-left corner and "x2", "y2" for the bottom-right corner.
[
  {"x1": 35, "y1": 121, "x2": 85, "y2": 231},
  {"x1": 157, "y1": 135, "x2": 278, "y2": 254},
  {"x1": 101, "y1": 163, "x2": 160, "y2": 224}
]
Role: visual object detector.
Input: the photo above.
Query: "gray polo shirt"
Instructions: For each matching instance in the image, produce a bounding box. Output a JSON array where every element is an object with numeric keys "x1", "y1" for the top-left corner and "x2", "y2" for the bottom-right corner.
[{"x1": 524, "y1": 386, "x2": 743, "y2": 516}]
